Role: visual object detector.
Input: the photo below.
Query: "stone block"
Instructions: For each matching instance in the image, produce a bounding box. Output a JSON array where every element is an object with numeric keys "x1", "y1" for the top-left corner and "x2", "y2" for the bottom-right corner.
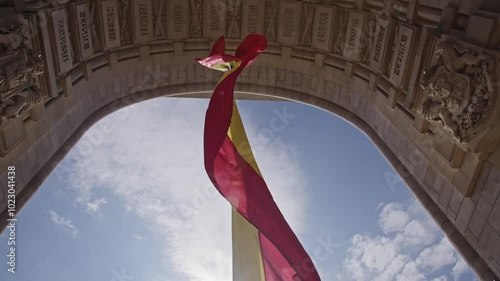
[
  {"x1": 489, "y1": 195, "x2": 500, "y2": 234},
  {"x1": 448, "y1": 189, "x2": 464, "y2": 217},
  {"x1": 465, "y1": 15, "x2": 496, "y2": 47},
  {"x1": 472, "y1": 161, "x2": 492, "y2": 202},
  {"x1": 456, "y1": 198, "x2": 475, "y2": 233},
  {"x1": 468, "y1": 198, "x2": 493, "y2": 239},
  {"x1": 17, "y1": 147, "x2": 39, "y2": 189},
  {"x1": 478, "y1": 223, "x2": 499, "y2": 260},
  {"x1": 481, "y1": 166, "x2": 500, "y2": 206},
  {"x1": 0, "y1": 119, "x2": 26, "y2": 156},
  {"x1": 439, "y1": 179, "x2": 454, "y2": 209},
  {"x1": 492, "y1": 241, "x2": 500, "y2": 272},
  {"x1": 452, "y1": 170, "x2": 473, "y2": 197}
]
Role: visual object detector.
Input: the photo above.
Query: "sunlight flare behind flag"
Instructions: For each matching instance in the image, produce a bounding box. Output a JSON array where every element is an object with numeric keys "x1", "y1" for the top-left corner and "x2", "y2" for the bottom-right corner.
[{"x1": 197, "y1": 34, "x2": 321, "y2": 281}]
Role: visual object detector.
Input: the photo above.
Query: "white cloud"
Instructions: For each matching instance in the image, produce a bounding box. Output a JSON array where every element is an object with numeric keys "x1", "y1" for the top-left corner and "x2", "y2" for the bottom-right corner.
[
  {"x1": 47, "y1": 210, "x2": 78, "y2": 238},
  {"x1": 432, "y1": 276, "x2": 449, "y2": 281},
  {"x1": 378, "y1": 203, "x2": 410, "y2": 234},
  {"x1": 83, "y1": 197, "x2": 107, "y2": 215},
  {"x1": 132, "y1": 233, "x2": 145, "y2": 241},
  {"x1": 61, "y1": 98, "x2": 310, "y2": 281},
  {"x1": 452, "y1": 260, "x2": 468, "y2": 281},
  {"x1": 343, "y1": 200, "x2": 471, "y2": 281},
  {"x1": 396, "y1": 261, "x2": 424, "y2": 281},
  {"x1": 416, "y1": 237, "x2": 457, "y2": 272}
]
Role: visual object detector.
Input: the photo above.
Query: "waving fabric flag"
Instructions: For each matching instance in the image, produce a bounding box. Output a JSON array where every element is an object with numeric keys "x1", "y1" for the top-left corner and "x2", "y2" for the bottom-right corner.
[{"x1": 198, "y1": 34, "x2": 321, "y2": 281}]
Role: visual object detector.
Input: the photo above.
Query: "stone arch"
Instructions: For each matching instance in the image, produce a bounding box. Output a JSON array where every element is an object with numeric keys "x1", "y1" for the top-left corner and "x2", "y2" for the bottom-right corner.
[{"x1": 0, "y1": 0, "x2": 499, "y2": 280}]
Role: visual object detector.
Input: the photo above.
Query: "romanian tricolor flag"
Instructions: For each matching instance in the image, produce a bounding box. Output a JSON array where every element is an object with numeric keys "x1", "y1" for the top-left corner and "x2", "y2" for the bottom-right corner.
[{"x1": 198, "y1": 34, "x2": 321, "y2": 281}]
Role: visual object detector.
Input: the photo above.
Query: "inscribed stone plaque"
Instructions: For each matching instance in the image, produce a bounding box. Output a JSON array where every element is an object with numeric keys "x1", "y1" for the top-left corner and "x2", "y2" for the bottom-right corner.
[
  {"x1": 49, "y1": 8, "x2": 73, "y2": 73},
  {"x1": 204, "y1": 0, "x2": 227, "y2": 39},
  {"x1": 68, "y1": 2, "x2": 94, "y2": 62},
  {"x1": 277, "y1": 1, "x2": 302, "y2": 45},
  {"x1": 389, "y1": 24, "x2": 415, "y2": 86},
  {"x1": 132, "y1": 0, "x2": 153, "y2": 43},
  {"x1": 369, "y1": 16, "x2": 392, "y2": 72},
  {"x1": 242, "y1": 0, "x2": 264, "y2": 37},
  {"x1": 99, "y1": 0, "x2": 121, "y2": 50},
  {"x1": 311, "y1": 5, "x2": 336, "y2": 51},
  {"x1": 167, "y1": 0, "x2": 189, "y2": 40},
  {"x1": 342, "y1": 11, "x2": 365, "y2": 61}
]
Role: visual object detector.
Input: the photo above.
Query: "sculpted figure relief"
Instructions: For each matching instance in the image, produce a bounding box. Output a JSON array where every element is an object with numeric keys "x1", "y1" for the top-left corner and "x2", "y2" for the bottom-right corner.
[
  {"x1": 153, "y1": 0, "x2": 166, "y2": 39},
  {"x1": 0, "y1": 47, "x2": 44, "y2": 121},
  {"x1": 361, "y1": 13, "x2": 376, "y2": 64},
  {"x1": 0, "y1": 15, "x2": 30, "y2": 53},
  {"x1": 333, "y1": 8, "x2": 346, "y2": 55},
  {"x1": 264, "y1": 0, "x2": 278, "y2": 41},
  {"x1": 299, "y1": 3, "x2": 314, "y2": 45},
  {"x1": 119, "y1": 0, "x2": 132, "y2": 44},
  {"x1": 189, "y1": 0, "x2": 203, "y2": 37},
  {"x1": 89, "y1": 0, "x2": 102, "y2": 51},
  {"x1": 227, "y1": 0, "x2": 241, "y2": 39},
  {"x1": 419, "y1": 41, "x2": 495, "y2": 143}
]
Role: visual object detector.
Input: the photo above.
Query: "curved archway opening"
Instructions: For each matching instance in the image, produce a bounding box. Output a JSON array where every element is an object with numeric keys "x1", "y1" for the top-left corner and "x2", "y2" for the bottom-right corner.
[{"x1": 0, "y1": 95, "x2": 478, "y2": 281}]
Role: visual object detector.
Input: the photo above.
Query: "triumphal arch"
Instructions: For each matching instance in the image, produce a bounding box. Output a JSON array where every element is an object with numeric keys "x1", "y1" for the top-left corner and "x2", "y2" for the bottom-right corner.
[{"x1": 0, "y1": 0, "x2": 499, "y2": 279}]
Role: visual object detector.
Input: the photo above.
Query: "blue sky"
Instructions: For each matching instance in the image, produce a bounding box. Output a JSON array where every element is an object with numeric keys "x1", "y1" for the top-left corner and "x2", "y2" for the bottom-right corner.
[{"x1": 1, "y1": 97, "x2": 477, "y2": 281}]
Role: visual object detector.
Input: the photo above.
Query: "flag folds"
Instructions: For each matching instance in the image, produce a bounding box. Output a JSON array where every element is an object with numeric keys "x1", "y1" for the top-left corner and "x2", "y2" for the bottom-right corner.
[{"x1": 198, "y1": 34, "x2": 321, "y2": 281}]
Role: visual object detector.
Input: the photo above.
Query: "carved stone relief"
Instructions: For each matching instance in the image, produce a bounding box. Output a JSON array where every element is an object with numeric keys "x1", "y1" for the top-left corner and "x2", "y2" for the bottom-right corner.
[
  {"x1": 361, "y1": 13, "x2": 376, "y2": 64},
  {"x1": 227, "y1": 0, "x2": 242, "y2": 39},
  {"x1": 332, "y1": 8, "x2": 347, "y2": 55},
  {"x1": 204, "y1": 0, "x2": 226, "y2": 39},
  {"x1": 264, "y1": 0, "x2": 278, "y2": 41},
  {"x1": 49, "y1": 8, "x2": 74, "y2": 74},
  {"x1": 299, "y1": 3, "x2": 315, "y2": 46},
  {"x1": 89, "y1": 0, "x2": 102, "y2": 51},
  {"x1": 189, "y1": 0, "x2": 203, "y2": 38},
  {"x1": 311, "y1": 5, "x2": 335, "y2": 51},
  {"x1": 241, "y1": 0, "x2": 264, "y2": 37},
  {"x1": 118, "y1": 0, "x2": 132, "y2": 44},
  {"x1": 0, "y1": 47, "x2": 44, "y2": 122},
  {"x1": 0, "y1": 17, "x2": 28, "y2": 53},
  {"x1": 419, "y1": 41, "x2": 496, "y2": 143},
  {"x1": 167, "y1": 0, "x2": 189, "y2": 40},
  {"x1": 68, "y1": 2, "x2": 94, "y2": 61},
  {"x1": 343, "y1": 11, "x2": 365, "y2": 61},
  {"x1": 152, "y1": 0, "x2": 166, "y2": 39}
]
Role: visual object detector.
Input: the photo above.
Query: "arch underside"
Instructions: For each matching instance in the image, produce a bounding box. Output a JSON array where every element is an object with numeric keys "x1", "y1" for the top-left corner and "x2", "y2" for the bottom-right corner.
[
  {"x1": 0, "y1": 43, "x2": 496, "y2": 280},
  {"x1": 0, "y1": 0, "x2": 500, "y2": 280}
]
